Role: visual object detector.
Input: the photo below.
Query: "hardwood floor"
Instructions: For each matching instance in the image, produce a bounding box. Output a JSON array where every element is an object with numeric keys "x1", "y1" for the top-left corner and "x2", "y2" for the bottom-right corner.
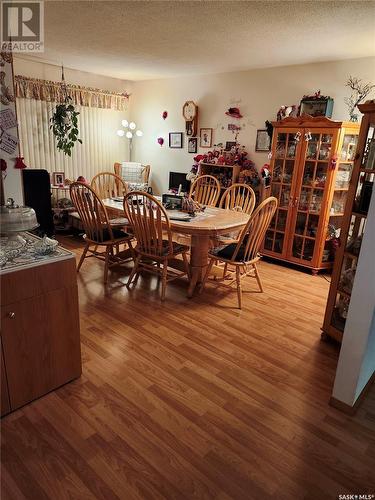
[{"x1": 2, "y1": 235, "x2": 375, "y2": 500}]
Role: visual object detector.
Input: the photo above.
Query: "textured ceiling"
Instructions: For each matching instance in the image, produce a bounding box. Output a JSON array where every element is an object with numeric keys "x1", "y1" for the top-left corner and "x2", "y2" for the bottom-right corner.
[{"x1": 24, "y1": 0, "x2": 375, "y2": 81}]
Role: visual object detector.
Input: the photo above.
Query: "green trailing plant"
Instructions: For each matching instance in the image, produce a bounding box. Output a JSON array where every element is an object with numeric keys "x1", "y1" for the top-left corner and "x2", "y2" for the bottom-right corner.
[{"x1": 50, "y1": 98, "x2": 82, "y2": 156}]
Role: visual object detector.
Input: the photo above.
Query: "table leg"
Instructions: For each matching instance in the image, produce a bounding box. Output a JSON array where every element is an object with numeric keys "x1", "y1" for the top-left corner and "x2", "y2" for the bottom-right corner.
[{"x1": 187, "y1": 234, "x2": 209, "y2": 297}]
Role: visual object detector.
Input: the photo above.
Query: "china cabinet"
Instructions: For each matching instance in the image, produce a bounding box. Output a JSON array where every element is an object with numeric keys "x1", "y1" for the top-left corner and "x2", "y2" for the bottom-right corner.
[
  {"x1": 261, "y1": 116, "x2": 360, "y2": 273},
  {"x1": 322, "y1": 102, "x2": 375, "y2": 342}
]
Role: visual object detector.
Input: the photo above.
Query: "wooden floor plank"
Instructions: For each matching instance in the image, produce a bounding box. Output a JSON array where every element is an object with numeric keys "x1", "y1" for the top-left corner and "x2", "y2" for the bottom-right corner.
[{"x1": 2, "y1": 235, "x2": 374, "y2": 500}]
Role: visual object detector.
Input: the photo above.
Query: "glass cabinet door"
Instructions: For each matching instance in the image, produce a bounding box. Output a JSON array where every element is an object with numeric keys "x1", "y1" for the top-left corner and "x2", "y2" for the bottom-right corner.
[
  {"x1": 288, "y1": 131, "x2": 334, "y2": 263},
  {"x1": 264, "y1": 131, "x2": 301, "y2": 255}
]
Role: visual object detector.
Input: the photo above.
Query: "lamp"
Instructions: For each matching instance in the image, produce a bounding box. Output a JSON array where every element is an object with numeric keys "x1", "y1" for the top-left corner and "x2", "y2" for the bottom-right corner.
[{"x1": 117, "y1": 120, "x2": 142, "y2": 161}]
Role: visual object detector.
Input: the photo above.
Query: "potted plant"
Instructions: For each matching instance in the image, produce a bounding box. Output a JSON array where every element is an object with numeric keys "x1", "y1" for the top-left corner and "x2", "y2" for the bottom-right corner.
[
  {"x1": 50, "y1": 99, "x2": 82, "y2": 156},
  {"x1": 50, "y1": 67, "x2": 82, "y2": 156}
]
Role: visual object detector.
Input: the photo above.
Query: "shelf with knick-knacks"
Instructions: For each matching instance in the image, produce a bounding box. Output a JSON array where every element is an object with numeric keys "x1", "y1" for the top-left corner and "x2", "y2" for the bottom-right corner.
[
  {"x1": 261, "y1": 115, "x2": 360, "y2": 273},
  {"x1": 322, "y1": 101, "x2": 375, "y2": 342}
]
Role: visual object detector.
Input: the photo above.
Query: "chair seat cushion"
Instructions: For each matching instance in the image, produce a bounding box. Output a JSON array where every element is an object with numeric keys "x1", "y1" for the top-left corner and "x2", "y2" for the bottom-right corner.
[
  {"x1": 211, "y1": 242, "x2": 246, "y2": 261},
  {"x1": 136, "y1": 240, "x2": 189, "y2": 256},
  {"x1": 165, "y1": 241, "x2": 189, "y2": 256},
  {"x1": 93, "y1": 227, "x2": 130, "y2": 243},
  {"x1": 70, "y1": 212, "x2": 129, "y2": 227},
  {"x1": 109, "y1": 217, "x2": 129, "y2": 226}
]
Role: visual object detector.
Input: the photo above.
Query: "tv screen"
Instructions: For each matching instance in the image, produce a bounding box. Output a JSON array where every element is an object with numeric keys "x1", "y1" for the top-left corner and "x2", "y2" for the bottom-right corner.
[{"x1": 169, "y1": 172, "x2": 190, "y2": 193}]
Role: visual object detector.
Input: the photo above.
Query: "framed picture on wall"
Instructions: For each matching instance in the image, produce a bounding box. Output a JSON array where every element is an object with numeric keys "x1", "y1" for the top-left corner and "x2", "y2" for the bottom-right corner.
[
  {"x1": 255, "y1": 129, "x2": 271, "y2": 152},
  {"x1": 200, "y1": 128, "x2": 212, "y2": 148},
  {"x1": 225, "y1": 141, "x2": 236, "y2": 151},
  {"x1": 169, "y1": 132, "x2": 183, "y2": 148},
  {"x1": 52, "y1": 172, "x2": 65, "y2": 186},
  {"x1": 187, "y1": 137, "x2": 198, "y2": 153}
]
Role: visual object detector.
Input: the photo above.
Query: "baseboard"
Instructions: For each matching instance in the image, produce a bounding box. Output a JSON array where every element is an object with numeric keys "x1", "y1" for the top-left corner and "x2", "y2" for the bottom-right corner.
[{"x1": 330, "y1": 370, "x2": 375, "y2": 415}]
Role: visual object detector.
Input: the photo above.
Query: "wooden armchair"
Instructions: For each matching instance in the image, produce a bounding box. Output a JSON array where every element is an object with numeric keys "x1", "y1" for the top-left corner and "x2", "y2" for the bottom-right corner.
[
  {"x1": 114, "y1": 162, "x2": 150, "y2": 191},
  {"x1": 123, "y1": 191, "x2": 190, "y2": 300},
  {"x1": 70, "y1": 182, "x2": 133, "y2": 283},
  {"x1": 200, "y1": 196, "x2": 278, "y2": 308}
]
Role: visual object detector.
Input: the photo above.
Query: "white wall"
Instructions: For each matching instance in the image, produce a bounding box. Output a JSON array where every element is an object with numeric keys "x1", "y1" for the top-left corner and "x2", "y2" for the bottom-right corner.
[
  {"x1": 131, "y1": 57, "x2": 375, "y2": 194},
  {"x1": 332, "y1": 183, "x2": 375, "y2": 407}
]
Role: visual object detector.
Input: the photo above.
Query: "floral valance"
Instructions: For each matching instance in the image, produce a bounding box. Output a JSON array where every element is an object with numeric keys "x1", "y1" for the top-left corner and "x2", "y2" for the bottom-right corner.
[{"x1": 14, "y1": 75, "x2": 130, "y2": 111}]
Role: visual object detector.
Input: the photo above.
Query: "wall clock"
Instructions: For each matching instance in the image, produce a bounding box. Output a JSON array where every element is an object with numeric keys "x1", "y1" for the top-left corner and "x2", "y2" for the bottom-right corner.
[{"x1": 182, "y1": 100, "x2": 198, "y2": 137}]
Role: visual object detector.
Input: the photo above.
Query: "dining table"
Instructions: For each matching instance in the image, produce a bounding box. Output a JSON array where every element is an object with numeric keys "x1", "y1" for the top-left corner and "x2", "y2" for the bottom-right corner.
[{"x1": 103, "y1": 199, "x2": 250, "y2": 297}]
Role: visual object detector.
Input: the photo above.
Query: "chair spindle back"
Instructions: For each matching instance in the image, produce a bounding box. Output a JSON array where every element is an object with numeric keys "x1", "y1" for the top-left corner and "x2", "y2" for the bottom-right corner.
[
  {"x1": 189, "y1": 175, "x2": 220, "y2": 206},
  {"x1": 232, "y1": 197, "x2": 278, "y2": 262},
  {"x1": 70, "y1": 182, "x2": 113, "y2": 242},
  {"x1": 219, "y1": 183, "x2": 256, "y2": 215},
  {"x1": 123, "y1": 191, "x2": 173, "y2": 258},
  {"x1": 91, "y1": 172, "x2": 127, "y2": 200}
]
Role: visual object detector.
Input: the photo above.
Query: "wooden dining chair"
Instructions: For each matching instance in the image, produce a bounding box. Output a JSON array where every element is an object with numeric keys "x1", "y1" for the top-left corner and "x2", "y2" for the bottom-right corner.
[
  {"x1": 114, "y1": 162, "x2": 151, "y2": 191},
  {"x1": 200, "y1": 196, "x2": 278, "y2": 308},
  {"x1": 189, "y1": 174, "x2": 220, "y2": 206},
  {"x1": 91, "y1": 172, "x2": 128, "y2": 200},
  {"x1": 123, "y1": 191, "x2": 190, "y2": 300},
  {"x1": 219, "y1": 183, "x2": 256, "y2": 215},
  {"x1": 70, "y1": 182, "x2": 133, "y2": 283},
  {"x1": 91, "y1": 172, "x2": 129, "y2": 225},
  {"x1": 215, "y1": 183, "x2": 257, "y2": 246}
]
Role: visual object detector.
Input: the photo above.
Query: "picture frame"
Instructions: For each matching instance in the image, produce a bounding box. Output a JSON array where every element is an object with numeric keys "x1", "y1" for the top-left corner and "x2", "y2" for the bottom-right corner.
[
  {"x1": 169, "y1": 132, "x2": 183, "y2": 148},
  {"x1": 187, "y1": 137, "x2": 198, "y2": 153},
  {"x1": 52, "y1": 172, "x2": 65, "y2": 186},
  {"x1": 200, "y1": 128, "x2": 212, "y2": 148},
  {"x1": 255, "y1": 129, "x2": 271, "y2": 152},
  {"x1": 225, "y1": 141, "x2": 236, "y2": 151}
]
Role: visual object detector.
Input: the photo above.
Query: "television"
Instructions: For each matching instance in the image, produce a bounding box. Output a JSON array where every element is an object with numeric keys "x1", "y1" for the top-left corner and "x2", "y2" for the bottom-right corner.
[{"x1": 168, "y1": 172, "x2": 191, "y2": 193}]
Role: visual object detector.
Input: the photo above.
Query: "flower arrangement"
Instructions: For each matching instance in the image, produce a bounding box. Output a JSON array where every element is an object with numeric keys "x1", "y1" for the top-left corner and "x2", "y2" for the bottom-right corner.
[{"x1": 186, "y1": 143, "x2": 260, "y2": 188}]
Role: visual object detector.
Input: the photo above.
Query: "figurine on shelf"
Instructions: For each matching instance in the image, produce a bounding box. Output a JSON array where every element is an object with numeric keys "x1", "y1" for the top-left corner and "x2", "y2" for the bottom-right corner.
[
  {"x1": 339, "y1": 266, "x2": 356, "y2": 294},
  {"x1": 186, "y1": 164, "x2": 199, "y2": 182},
  {"x1": 346, "y1": 235, "x2": 362, "y2": 256},
  {"x1": 337, "y1": 296, "x2": 350, "y2": 319}
]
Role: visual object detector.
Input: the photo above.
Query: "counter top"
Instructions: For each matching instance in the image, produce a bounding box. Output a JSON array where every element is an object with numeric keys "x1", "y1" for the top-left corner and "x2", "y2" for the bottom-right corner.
[{"x1": 0, "y1": 233, "x2": 74, "y2": 275}]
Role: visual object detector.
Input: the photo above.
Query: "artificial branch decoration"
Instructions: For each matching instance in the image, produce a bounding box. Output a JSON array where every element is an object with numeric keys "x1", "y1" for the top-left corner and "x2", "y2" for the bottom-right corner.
[
  {"x1": 344, "y1": 76, "x2": 375, "y2": 122},
  {"x1": 50, "y1": 66, "x2": 82, "y2": 156}
]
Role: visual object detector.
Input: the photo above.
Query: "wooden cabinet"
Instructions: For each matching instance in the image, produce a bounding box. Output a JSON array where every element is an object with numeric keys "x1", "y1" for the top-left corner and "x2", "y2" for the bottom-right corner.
[
  {"x1": 1, "y1": 255, "x2": 81, "y2": 416},
  {"x1": 1, "y1": 342, "x2": 10, "y2": 416},
  {"x1": 322, "y1": 102, "x2": 375, "y2": 342},
  {"x1": 261, "y1": 116, "x2": 360, "y2": 273}
]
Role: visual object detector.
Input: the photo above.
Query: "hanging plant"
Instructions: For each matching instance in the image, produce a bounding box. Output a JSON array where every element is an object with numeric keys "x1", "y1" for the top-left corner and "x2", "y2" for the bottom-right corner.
[
  {"x1": 50, "y1": 100, "x2": 82, "y2": 156},
  {"x1": 49, "y1": 65, "x2": 82, "y2": 156}
]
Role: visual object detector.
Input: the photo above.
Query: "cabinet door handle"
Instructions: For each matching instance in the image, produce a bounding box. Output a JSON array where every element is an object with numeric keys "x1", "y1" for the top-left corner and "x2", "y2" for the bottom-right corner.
[{"x1": 8, "y1": 312, "x2": 15, "y2": 319}]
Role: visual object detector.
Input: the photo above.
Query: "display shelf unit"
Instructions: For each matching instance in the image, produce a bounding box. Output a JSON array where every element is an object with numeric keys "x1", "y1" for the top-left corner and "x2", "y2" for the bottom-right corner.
[
  {"x1": 261, "y1": 115, "x2": 360, "y2": 273},
  {"x1": 322, "y1": 102, "x2": 375, "y2": 343},
  {"x1": 199, "y1": 163, "x2": 261, "y2": 204}
]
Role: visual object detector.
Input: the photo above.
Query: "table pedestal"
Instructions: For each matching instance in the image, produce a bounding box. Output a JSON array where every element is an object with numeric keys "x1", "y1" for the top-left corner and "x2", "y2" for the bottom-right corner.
[{"x1": 187, "y1": 234, "x2": 210, "y2": 297}]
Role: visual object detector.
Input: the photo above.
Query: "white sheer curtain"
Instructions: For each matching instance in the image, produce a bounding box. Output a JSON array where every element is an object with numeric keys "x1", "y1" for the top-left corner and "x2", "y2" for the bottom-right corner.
[{"x1": 16, "y1": 98, "x2": 129, "y2": 182}]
